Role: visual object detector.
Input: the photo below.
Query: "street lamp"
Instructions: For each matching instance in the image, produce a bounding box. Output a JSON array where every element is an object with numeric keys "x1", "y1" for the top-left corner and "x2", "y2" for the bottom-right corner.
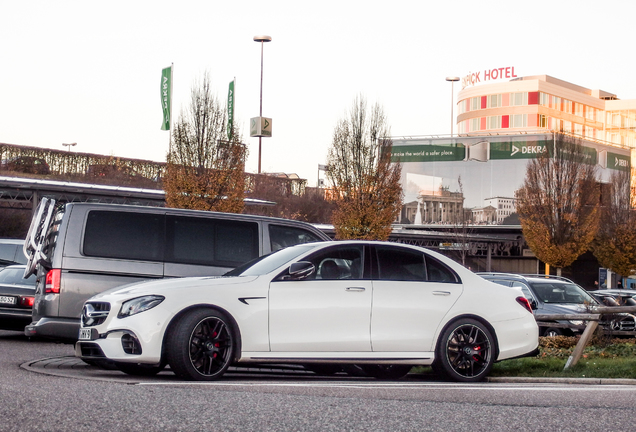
[
  {"x1": 62, "y1": 142, "x2": 77, "y2": 151},
  {"x1": 445, "y1": 77, "x2": 460, "y2": 137},
  {"x1": 254, "y1": 35, "x2": 271, "y2": 174}
]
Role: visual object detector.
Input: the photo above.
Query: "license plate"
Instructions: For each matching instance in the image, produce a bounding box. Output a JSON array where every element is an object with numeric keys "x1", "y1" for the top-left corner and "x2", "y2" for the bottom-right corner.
[
  {"x1": 78, "y1": 328, "x2": 94, "y2": 340},
  {"x1": 0, "y1": 296, "x2": 16, "y2": 305}
]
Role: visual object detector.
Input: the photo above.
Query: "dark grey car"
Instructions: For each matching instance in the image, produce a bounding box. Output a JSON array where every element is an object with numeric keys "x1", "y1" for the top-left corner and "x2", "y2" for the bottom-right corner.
[
  {"x1": 0, "y1": 265, "x2": 36, "y2": 331},
  {"x1": 478, "y1": 273, "x2": 636, "y2": 337}
]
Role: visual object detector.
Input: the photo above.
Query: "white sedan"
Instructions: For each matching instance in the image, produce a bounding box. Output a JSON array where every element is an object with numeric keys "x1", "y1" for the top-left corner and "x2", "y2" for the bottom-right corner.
[{"x1": 76, "y1": 241, "x2": 538, "y2": 382}]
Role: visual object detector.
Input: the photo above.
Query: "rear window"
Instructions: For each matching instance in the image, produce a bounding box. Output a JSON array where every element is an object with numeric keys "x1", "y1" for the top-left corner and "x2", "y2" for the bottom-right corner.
[
  {"x1": 269, "y1": 224, "x2": 323, "y2": 252},
  {"x1": 83, "y1": 211, "x2": 164, "y2": 261}
]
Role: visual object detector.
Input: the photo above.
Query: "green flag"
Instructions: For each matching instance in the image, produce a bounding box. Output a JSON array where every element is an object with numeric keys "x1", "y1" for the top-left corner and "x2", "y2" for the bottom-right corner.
[
  {"x1": 160, "y1": 65, "x2": 172, "y2": 130},
  {"x1": 227, "y1": 79, "x2": 235, "y2": 140}
]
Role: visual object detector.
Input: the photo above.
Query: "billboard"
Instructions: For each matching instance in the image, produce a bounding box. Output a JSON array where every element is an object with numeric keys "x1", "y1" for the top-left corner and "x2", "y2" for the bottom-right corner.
[{"x1": 392, "y1": 133, "x2": 631, "y2": 210}]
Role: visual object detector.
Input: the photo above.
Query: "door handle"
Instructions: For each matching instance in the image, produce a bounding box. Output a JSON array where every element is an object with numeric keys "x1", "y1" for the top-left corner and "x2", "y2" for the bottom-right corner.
[
  {"x1": 345, "y1": 287, "x2": 366, "y2": 292},
  {"x1": 433, "y1": 291, "x2": 451, "y2": 296}
]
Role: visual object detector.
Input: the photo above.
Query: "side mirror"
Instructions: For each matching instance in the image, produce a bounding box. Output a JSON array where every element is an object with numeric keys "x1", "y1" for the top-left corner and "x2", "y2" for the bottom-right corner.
[
  {"x1": 530, "y1": 299, "x2": 538, "y2": 310},
  {"x1": 286, "y1": 261, "x2": 315, "y2": 280}
]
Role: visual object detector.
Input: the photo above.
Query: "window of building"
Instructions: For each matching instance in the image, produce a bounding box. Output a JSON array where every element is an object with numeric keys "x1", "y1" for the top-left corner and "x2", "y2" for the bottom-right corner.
[
  {"x1": 471, "y1": 97, "x2": 480, "y2": 111},
  {"x1": 471, "y1": 118, "x2": 480, "y2": 132},
  {"x1": 487, "y1": 115, "x2": 501, "y2": 129},
  {"x1": 488, "y1": 94, "x2": 501, "y2": 108},
  {"x1": 539, "y1": 114, "x2": 548, "y2": 128},
  {"x1": 511, "y1": 114, "x2": 527, "y2": 128},
  {"x1": 510, "y1": 92, "x2": 527, "y2": 106}
]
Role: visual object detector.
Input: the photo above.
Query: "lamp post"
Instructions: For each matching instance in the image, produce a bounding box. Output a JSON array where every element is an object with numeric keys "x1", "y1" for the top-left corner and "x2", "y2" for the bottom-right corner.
[
  {"x1": 445, "y1": 77, "x2": 460, "y2": 137},
  {"x1": 254, "y1": 35, "x2": 271, "y2": 174},
  {"x1": 62, "y1": 142, "x2": 77, "y2": 152}
]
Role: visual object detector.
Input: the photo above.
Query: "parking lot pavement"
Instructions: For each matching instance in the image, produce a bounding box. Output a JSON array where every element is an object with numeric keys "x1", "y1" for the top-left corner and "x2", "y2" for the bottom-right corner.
[{"x1": 21, "y1": 356, "x2": 636, "y2": 385}]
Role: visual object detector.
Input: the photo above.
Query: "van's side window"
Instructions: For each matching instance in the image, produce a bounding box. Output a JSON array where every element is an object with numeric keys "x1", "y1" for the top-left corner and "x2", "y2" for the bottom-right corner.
[
  {"x1": 166, "y1": 216, "x2": 259, "y2": 267},
  {"x1": 83, "y1": 211, "x2": 164, "y2": 261},
  {"x1": 269, "y1": 225, "x2": 324, "y2": 252}
]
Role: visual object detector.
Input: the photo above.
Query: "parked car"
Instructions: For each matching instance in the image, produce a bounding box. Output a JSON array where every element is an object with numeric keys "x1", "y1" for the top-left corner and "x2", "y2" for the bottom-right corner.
[
  {"x1": 478, "y1": 273, "x2": 636, "y2": 336},
  {"x1": 0, "y1": 265, "x2": 36, "y2": 331},
  {"x1": 76, "y1": 240, "x2": 539, "y2": 382},
  {"x1": 23, "y1": 198, "x2": 331, "y2": 341},
  {"x1": 0, "y1": 239, "x2": 27, "y2": 268},
  {"x1": 0, "y1": 156, "x2": 50, "y2": 175},
  {"x1": 590, "y1": 289, "x2": 636, "y2": 307}
]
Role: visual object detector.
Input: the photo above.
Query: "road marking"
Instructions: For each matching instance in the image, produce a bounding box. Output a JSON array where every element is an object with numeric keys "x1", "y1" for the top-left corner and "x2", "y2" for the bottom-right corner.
[{"x1": 136, "y1": 381, "x2": 636, "y2": 391}]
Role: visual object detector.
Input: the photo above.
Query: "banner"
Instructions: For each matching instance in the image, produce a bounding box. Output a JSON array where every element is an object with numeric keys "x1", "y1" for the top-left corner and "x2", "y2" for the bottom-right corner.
[
  {"x1": 160, "y1": 65, "x2": 172, "y2": 130},
  {"x1": 227, "y1": 79, "x2": 235, "y2": 140}
]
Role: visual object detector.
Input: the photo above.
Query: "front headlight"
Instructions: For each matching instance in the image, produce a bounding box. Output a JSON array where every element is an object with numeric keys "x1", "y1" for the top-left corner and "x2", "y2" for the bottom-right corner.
[
  {"x1": 569, "y1": 320, "x2": 584, "y2": 326},
  {"x1": 118, "y1": 295, "x2": 164, "y2": 318}
]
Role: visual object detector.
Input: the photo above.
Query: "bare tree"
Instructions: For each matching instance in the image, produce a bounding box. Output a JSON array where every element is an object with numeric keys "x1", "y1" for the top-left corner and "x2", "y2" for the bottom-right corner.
[
  {"x1": 164, "y1": 73, "x2": 246, "y2": 213},
  {"x1": 592, "y1": 168, "x2": 636, "y2": 278},
  {"x1": 516, "y1": 133, "x2": 600, "y2": 275},
  {"x1": 326, "y1": 95, "x2": 402, "y2": 240},
  {"x1": 451, "y1": 177, "x2": 471, "y2": 266}
]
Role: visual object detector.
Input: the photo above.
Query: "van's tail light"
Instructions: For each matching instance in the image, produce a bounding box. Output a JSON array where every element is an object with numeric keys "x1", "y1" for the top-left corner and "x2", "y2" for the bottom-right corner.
[
  {"x1": 45, "y1": 269, "x2": 61, "y2": 294},
  {"x1": 516, "y1": 296, "x2": 533, "y2": 313}
]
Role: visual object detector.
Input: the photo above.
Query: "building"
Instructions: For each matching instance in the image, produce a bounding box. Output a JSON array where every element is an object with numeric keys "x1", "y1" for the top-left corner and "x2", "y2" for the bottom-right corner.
[
  {"x1": 456, "y1": 74, "x2": 636, "y2": 150},
  {"x1": 391, "y1": 74, "x2": 633, "y2": 226}
]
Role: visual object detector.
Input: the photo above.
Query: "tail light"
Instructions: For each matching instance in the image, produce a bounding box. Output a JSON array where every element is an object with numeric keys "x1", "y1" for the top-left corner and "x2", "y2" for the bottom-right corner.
[
  {"x1": 45, "y1": 269, "x2": 62, "y2": 294},
  {"x1": 516, "y1": 296, "x2": 533, "y2": 313}
]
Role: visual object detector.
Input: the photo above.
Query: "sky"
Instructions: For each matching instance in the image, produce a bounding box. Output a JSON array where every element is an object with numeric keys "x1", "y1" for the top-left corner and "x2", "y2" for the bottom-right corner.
[{"x1": 2, "y1": 0, "x2": 635, "y2": 187}]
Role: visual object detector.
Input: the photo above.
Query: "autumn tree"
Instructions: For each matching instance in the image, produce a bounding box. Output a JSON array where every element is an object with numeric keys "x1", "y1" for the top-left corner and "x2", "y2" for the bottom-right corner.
[
  {"x1": 326, "y1": 95, "x2": 402, "y2": 240},
  {"x1": 591, "y1": 168, "x2": 636, "y2": 278},
  {"x1": 516, "y1": 134, "x2": 600, "y2": 275},
  {"x1": 164, "y1": 73, "x2": 246, "y2": 213}
]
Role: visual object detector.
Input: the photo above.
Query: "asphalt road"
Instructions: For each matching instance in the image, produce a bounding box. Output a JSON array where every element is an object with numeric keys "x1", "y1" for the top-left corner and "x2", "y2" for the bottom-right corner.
[{"x1": 2, "y1": 329, "x2": 636, "y2": 432}]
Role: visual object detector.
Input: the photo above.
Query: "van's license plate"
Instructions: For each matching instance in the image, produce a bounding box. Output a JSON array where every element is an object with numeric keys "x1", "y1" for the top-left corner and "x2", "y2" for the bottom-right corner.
[{"x1": 78, "y1": 328, "x2": 94, "y2": 340}]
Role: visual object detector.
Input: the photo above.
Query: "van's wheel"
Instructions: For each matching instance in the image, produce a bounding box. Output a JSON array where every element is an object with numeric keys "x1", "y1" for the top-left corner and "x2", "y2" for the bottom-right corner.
[
  {"x1": 543, "y1": 327, "x2": 562, "y2": 337},
  {"x1": 166, "y1": 309, "x2": 235, "y2": 381},
  {"x1": 436, "y1": 318, "x2": 495, "y2": 382},
  {"x1": 360, "y1": 365, "x2": 412, "y2": 380},
  {"x1": 115, "y1": 362, "x2": 166, "y2": 377}
]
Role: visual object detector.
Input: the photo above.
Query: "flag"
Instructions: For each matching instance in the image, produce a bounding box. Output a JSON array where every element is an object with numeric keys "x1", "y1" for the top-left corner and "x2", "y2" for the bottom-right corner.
[
  {"x1": 160, "y1": 65, "x2": 172, "y2": 130},
  {"x1": 227, "y1": 79, "x2": 235, "y2": 140}
]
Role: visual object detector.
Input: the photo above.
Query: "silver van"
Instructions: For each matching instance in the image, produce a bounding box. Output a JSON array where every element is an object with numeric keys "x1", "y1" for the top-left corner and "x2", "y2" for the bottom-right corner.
[{"x1": 23, "y1": 198, "x2": 330, "y2": 341}]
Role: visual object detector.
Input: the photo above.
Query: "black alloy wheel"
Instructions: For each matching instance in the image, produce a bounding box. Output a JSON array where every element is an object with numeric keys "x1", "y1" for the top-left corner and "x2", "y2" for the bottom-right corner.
[
  {"x1": 167, "y1": 309, "x2": 235, "y2": 381},
  {"x1": 437, "y1": 318, "x2": 495, "y2": 382}
]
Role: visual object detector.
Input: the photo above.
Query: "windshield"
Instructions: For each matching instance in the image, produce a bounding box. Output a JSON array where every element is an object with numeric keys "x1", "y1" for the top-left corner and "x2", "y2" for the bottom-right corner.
[
  {"x1": 531, "y1": 282, "x2": 597, "y2": 304},
  {"x1": 224, "y1": 244, "x2": 318, "y2": 277}
]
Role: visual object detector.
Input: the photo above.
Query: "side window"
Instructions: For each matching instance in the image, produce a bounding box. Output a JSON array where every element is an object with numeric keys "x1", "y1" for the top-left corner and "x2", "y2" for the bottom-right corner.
[
  {"x1": 511, "y1": 281, "x2": 535, "y2": 302},
  {"x1": 269, "y1": 224, "x2": 323, "y2": 252},
  {"x1": 166, "y1": 216, "x2": 259, "y2": 267},
  {"x1": 83, "y1": 211, "x2": 164, "y2": 261},
  {"x1": 376, "y1": 247, "x2": 426, "y2": 281},
  {"x1": 425, "y1": 255, "x2": 459, "y2": 283},
  {"x1": 302, "y1": 245, "x2": 364, "y2": 280}
]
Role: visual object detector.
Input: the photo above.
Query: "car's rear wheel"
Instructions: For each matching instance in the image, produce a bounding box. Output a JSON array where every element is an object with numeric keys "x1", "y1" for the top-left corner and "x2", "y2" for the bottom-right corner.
[
  {"x1": 360, "y1": 365, "x2": 412, "y2": 380},
  {"x1": 166, "y1": 309, "x2": 235, "y2": 381},
  {"x1": 436, "y1": 318, "x2": 495, "y2": 382},
  {"x1": 115, "y1": 362, "x2": 166, "y2": 377}
]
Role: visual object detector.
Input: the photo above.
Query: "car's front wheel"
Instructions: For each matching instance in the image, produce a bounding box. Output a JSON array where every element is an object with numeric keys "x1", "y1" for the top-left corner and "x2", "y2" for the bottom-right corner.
[
  {"x1": 436, "y1": 318, "x2": 495, "y2": 382},
  {"x1": 166, "y1": 309, "x2": 235, "y2": 381}
]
